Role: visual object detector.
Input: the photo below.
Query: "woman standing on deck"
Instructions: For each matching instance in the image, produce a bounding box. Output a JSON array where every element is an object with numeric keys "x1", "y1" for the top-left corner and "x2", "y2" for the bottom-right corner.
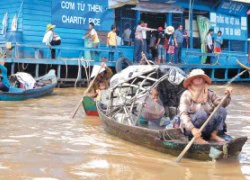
[
  {"x1": 42, "y1": 24, "x2": 61, "y2": 59},
  {"x1": 179, "y1": 69, "x2": 232, "y2": 144}
]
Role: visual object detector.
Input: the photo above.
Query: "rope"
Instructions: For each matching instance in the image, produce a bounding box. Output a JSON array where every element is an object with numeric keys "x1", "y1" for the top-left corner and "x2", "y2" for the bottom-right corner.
[
  {"x1": 80, "y1": 57, "x2": 90, "y2": 85},
  {"x1": 21, "y1": 63, "x2": 28, "y2": 70},
  {"x1": 74, "y1": 58, "x2": 82, "y2": 87}
]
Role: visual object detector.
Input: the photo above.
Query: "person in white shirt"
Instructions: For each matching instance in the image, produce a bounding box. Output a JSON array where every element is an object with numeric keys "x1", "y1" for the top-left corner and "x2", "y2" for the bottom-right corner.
[
  {"x1": 122, "y1": 25, "x2": 132, "y2": 46},
  {"x1": 134, "y1": 21, "x2": 156, "y2": 63},
  {"x1": 42, "y1": 24, "x2": 61, "y2": 59},
  {"x1": 205, "y1": 28, "x2": 214, "y2": 64}
]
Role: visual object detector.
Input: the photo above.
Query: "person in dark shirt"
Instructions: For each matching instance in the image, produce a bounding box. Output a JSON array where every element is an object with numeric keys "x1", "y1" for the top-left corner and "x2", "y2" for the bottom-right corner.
[{"x1": 155, "y1": 27, "x2": 165, "y2": 64}]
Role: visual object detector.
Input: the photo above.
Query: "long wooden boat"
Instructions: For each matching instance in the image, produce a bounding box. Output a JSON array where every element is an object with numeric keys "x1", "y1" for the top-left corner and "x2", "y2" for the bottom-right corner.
[
  {"x1": 82, "y1": 96, "x2": 98, "y2": 116},
  {"x1": 0, "y1": 70, "x2": 57, "y2": 101},
  {"x1": 97, "y1": 65, "x2": 248, "y2": 161}
]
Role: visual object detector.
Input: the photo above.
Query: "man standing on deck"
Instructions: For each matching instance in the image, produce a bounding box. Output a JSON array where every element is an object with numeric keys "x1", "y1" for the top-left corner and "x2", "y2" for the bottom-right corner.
[
  {"x1": 83, "y1": 22, "x2": 100, "y2": 61},
  {"x1": 205, "y1": 29, "x2": 214, "y2": 64},
  {"x1": 107, "y1": 25, "x2": 117, "y2": 61},
  {"x1": 134, "y1": 21, "x2": 156, "y2": 63},
  {"x1": 174, "y1": 25, "x2": 184, "y2": 64}
]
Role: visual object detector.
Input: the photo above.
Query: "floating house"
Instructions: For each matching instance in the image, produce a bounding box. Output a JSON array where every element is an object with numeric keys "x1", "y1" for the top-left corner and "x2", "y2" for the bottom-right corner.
[{"x1": 0, "y1": 0, "x2": 249, "y2": 84}]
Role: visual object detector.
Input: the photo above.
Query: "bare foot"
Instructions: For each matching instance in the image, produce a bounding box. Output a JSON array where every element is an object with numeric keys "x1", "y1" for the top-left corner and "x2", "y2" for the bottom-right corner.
[
  {"x1": 210, "y1": 135, "x2": 225, "y2": 142},
  {"x1": 194, "y1": 137, "x2": 208, "y2": 144}
]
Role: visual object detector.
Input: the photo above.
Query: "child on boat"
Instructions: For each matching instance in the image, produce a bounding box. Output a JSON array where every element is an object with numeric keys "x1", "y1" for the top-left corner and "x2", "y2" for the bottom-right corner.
[
  {"x1": 90, "y1": 63, "x2": 113, "y2": 98},
  {"x1": 141, "y1": 88, "x2": 170, "y2": 129},
  {"x1": 179, "y1": 69, "x2": 232, "y2": 144}
]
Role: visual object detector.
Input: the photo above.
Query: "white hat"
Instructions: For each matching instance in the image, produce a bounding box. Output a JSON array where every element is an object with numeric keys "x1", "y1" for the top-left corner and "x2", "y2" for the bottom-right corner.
[
  {"x1": 91, "y1": 65, "x2": 105, "y2": 78},
  {"x1": 183, "y1": 69, "x2": 211, "y2": 88},
  {"x1": 165, "y1": 26, "x2": 175, "y2": 35}
]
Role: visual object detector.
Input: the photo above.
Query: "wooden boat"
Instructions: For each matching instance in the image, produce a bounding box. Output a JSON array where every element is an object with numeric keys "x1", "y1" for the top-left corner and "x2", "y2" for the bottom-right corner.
[
  {"x1": 0, "y1": 70, "x2": 57, "y2": 101},
  {"x1": 82, "y1": 96, "x2": 98, "y2": 116},
  {"x1": 96, "y1": 65, "x2": 248, "y2": 161}
]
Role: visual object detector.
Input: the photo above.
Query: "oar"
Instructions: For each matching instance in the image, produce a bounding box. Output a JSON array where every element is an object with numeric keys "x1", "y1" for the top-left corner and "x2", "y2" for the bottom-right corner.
[
  {"x1": 176, "y1": 93, "x2": 229, "y2": 163},
  {"x1": 71, "y1": 66, "x2": 102, "y2": 119}
]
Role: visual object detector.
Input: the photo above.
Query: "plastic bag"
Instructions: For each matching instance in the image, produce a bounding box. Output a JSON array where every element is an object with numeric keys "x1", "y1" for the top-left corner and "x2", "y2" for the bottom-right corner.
[{"x1": 141, "y1": 96, "x2": 165, "y2": 120}]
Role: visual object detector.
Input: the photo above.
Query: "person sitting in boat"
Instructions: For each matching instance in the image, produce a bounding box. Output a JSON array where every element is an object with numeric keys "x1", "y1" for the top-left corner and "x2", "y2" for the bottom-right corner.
[
  {"x1": 9, "y1": 72, "x2": 36, "y2": 90},
  {"x1": 0, "y1": 64, "x2": 10, "y2": 92},
  {"x1": 179, "y1": 69, "x2": 232, "y2": 144},
  {"x1": 90, "y1": 63, "x2": 113, "y2": 98},
  {"x1": 141, "y1": 88, "x2": 170, "y2": 129}
]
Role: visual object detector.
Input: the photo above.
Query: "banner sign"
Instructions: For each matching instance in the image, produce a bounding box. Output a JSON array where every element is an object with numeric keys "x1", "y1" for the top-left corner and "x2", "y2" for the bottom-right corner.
[
  {"x1": 52, "y1": 0, "x2": 114, "y2": 31},
  {"x1": 210, "y1": 12, "x2": 247, "y2": 40},
  {"x1": 217, "y1": 0, "x2": 248, "y2": 16}
]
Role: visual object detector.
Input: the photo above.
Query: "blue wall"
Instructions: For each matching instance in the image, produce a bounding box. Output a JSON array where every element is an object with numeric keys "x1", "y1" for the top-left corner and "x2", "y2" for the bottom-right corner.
[{"x1": 0, "y1": 0, "x2": 23, "y2": 41}]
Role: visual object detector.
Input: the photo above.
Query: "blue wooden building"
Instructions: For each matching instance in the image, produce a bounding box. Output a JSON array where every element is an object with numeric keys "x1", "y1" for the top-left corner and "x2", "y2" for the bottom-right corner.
[{"x1": 0, "y1": 0, "x2": 249, "y2": 84}]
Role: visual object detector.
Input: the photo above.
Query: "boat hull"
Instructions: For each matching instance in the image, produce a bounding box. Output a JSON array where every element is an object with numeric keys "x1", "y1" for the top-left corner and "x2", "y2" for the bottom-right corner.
[
  {"x1": 0, "y1": 84, "x2": 56, "y2": 101},
  {"x1": 82, "y1": 96, "x2": 98, "y2": 116},
  {"x1": 97, "y1": 104, "x2": 247, "y2": 161}
]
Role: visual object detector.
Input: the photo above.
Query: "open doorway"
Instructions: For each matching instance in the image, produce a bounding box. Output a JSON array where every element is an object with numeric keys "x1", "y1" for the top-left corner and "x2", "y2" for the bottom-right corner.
[{"x1": 140, "y1": 12, "x2": 166, "y2": 29}]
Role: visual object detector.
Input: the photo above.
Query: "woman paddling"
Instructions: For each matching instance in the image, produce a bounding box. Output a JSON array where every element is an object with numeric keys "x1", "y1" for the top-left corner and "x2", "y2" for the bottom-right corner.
[{"x1": 179, "y1": 69, "x2": 232, "y2": 144}]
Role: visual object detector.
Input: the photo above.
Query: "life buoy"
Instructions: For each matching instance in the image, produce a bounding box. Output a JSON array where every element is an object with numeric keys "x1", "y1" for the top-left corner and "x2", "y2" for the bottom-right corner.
[{"x1": 115, "y1": 57, "x2": 131, "y2": 72}]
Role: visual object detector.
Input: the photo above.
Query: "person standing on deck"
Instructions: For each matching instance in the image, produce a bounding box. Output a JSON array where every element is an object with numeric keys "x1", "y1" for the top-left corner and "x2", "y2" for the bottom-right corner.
[
  {"x1": 179, "y1": 69, "x2": 232, "y2": 144},
  {"x1": 134, "y1": 21, "x2": 156, "y2": 63},
  {"x1": 107, "y1": 25, "x2": 117, "y2": 61},
  {"x1": 83, "y1": 22, "x2": 100, "y2": 61},
  {"x1": 174, "y1": 25, "x2": 184, "y2": 64},
  {"x1": 155, "y1": 27, "x2": 166, "y2": 64},
  {"x1": 142, "y1": 23, "x2": 149, "y2": 57},
  {"x1": 42, "y1": 24, "x2": 61, "y2": 59},
  {"x1": 0, "y1": 64, "x2": 10, "y2": 92},
  {"x1": 122, "y1": 24, "x2": 132, "y2": 46},
  {"x1": 214, "y1": 31, "x2": 223, "y2": 53},
  {"x1": 165, "y1": 26, "x2": 175, "y2": 64},
  {"x1": 149, "y1": 31, "x2": 158, "y2": 62},
  {"x1": 205, "y1": 28, "x2": 214, "y2": 64}
]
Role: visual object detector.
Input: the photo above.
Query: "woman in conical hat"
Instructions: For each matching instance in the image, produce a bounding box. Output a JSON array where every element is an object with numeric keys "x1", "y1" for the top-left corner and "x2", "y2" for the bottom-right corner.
[
  {"x1": 179, "y1": 69, "x2": 232, "y2": 144},
  {"x1": 90, "y1": 62, "x2": 113, "y2": 97}
]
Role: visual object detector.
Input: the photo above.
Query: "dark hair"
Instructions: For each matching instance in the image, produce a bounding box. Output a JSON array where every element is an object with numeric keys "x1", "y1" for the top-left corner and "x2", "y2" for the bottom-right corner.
[
  {"x1": 139, "y1": 20, "x2": 144, "y2": 25},
  {"x1": 208, "y1": 28, "x2": 214, "y2": 33},
  {"x1": 111, "y1": 25, "x2": 116, "y2": 30},
  {"x1": 218, "y1": 30, "x2": 222, "y2": 34},
  {"x1": 89, "y1": 22, "x2": 94, "y2": 27}
]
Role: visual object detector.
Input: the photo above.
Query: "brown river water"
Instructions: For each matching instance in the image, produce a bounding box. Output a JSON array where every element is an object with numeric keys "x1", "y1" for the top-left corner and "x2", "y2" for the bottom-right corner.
[{"x1": 0, "y1": 84, "x2": 249, "y2": 180}]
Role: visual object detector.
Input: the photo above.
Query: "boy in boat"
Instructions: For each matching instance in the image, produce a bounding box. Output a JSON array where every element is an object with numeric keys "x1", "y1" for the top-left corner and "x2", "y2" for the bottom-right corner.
[
  {"x1": 179, "y1": 69, "x2": 232, "y2": 144},
  {"x1": 0, "y1": 64, "x2": 10, "y2": 92},
  {"x1": 90, "y1": 63, "x2": 113, "y2": 98}
]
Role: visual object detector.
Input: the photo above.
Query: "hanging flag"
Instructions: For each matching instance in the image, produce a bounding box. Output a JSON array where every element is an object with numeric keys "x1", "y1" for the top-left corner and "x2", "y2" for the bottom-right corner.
[
  {"x1": 1, "y1": 12, "x2": 8, "y2": 37},
  {"x1": 11, "y1": 14, "x2": 17, "y2": 31},
  {"x1": 197, "y1": 15, "x2": 211, "y2": 64}
]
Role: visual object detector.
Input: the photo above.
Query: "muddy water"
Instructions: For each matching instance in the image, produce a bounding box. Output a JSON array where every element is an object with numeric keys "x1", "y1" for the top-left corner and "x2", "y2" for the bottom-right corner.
[{"x1": 0, "y1": 84, "x2": 249, "y2": 180}]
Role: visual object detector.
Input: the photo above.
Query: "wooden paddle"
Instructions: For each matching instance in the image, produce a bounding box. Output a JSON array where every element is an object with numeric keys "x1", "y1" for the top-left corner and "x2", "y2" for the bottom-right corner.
[
  {"x1": 71, "y1": 66, "x2": 103, "y2": 119},
  {"x1": 176, "y1": 93, "x2": 229, "y2": 163}
]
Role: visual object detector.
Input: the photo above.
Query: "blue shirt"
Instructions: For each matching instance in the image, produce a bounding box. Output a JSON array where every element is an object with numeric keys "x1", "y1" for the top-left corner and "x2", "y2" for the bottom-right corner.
[
  {"x1": 215, "y1": 36, "x2": 223, "y2": 48},
  {"x1": 174, "y1": 29, "x2": 184, "y2": 44},
  {"x1": 0, "y1": 64, "x2": 10, "y2": 88}
]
